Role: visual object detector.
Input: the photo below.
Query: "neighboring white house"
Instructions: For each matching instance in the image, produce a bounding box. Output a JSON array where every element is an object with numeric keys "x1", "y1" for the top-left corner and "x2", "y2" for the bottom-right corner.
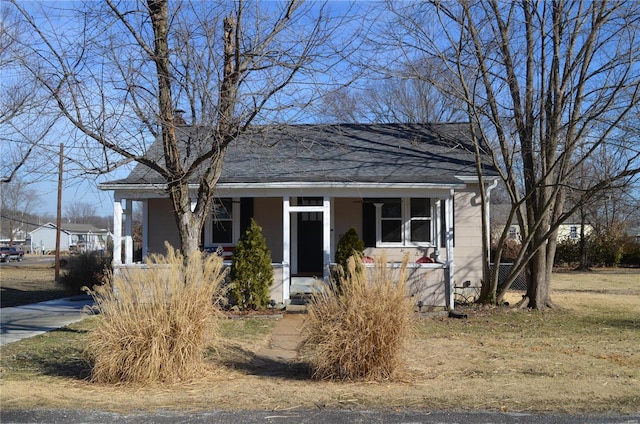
[
  {"x1": 491, "y1": 204, "x2": 594, "y2": 244},
  {"x1": 503, "y1": 223, "x2": 593, "y2": 243},
  {"x1": 556, "y1": 222, "x2": 593, "y2": 241},
  {"x1": 99, "y1": 123, "x2": 499, "y2": 309},
  {"x1": 29, "y1": 223, "x2": 112, "y2": 254}
]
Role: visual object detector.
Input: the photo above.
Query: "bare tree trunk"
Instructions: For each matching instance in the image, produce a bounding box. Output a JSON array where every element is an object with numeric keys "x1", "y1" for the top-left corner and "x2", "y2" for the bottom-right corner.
[
  {"x1": 13, "y1": 0, "x2": 335, "y2": 263},
  {"x1": 148, "y1": 0, "x2": 199, "y2": 258},
  {"x1": 578, "y1": 208, "x2": 588, "y2": 269}
]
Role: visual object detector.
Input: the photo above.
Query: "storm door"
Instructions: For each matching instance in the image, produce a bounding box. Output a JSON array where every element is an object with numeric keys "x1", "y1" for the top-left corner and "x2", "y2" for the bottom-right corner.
[{"x1": 296, "y1": 197, "x2": 323, "y2": 275}]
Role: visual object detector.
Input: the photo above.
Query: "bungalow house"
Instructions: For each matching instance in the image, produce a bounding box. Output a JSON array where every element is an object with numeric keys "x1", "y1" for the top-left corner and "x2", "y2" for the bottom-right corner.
[
  {"x1": 29, "y1": 222, "x2": 112, "y2": 254},
  {"x1": 99, "y1": 123, "x2": 498, "y2": 309}
]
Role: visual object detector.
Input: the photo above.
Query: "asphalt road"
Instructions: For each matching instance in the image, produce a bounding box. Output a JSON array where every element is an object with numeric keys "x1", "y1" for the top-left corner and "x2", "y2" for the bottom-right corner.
[
  {"x1": 0, "y1": 254, "x2": 55, "y2": 267},
  {"x1": 1, "y1": 409, "x2": 639, "y2": 424}
]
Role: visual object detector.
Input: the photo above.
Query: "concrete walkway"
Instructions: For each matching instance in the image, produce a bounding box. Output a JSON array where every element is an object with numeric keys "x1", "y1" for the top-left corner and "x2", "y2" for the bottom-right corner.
[
  {"x1": 259, "y1": 313, "x2": 305, "y2": 360},
  {"x1": 250, "y1": 313, "x2": 306, "y2": 376},
  {"x1": 0, "y1": 296, "x2": 94, "y2": 346}
]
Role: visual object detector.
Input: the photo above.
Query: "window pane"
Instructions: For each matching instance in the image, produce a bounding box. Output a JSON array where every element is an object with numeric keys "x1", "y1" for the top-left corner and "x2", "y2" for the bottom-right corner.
[
  {"x1": 411, "y1": 198, "x2": 431, "y2": 217},
  {"x1": 382, "y1": 220, "x2": 402, "y2": 242},
  {"x1": 299, "y1": 197, "x2": 322, "y2": 206},
  {"x1": 381, "y1": 199, "x2": 401, "y2": 218},
  {"x1": 212, "y1": 198, "x2": 232, "y2": 244},
  {"x1": 214, "y1": 200, "x2": 232, "y2": 220},
  {"x1": 213, "y1": 221, "x2": 232, "y2": 244},
  {"x1": 411, "y1": 221, "x2": 431, "y2": 242}
]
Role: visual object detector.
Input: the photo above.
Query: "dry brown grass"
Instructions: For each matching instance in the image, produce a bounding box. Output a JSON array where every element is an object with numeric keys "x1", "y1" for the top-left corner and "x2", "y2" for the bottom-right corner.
[
  {"x1": 84, "y1": 246, "x2": 227, "y2": 385},
  {"x1": 0, "y1": 260, "x2": 68, "y2": 307},
  {"x1": 1, "y1": 268, "x2": 638, "y2": 413},
  {"x1": 301, "y1": 254, "x2": 414, "y2": 381}
]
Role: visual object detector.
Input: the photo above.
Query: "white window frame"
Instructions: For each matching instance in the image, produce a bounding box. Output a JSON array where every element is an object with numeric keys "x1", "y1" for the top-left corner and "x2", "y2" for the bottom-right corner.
[
  {"x1": 569, "y1": 225, "x2": 578, "y2": 240},
  {"x1": 375, "y1": 198, "x2": 434, "y2": 247},
  {"x1": 204, "y1": 198, "x2": 240, "y2": 247}
]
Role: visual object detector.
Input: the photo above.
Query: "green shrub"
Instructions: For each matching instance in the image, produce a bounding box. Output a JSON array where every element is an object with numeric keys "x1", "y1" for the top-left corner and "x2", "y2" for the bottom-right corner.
[
  {"x1": 301, "y1": 253, "x2": 414, "y2": 381},
  {"x1": 59, "y1": 251, "x2": 111, "y2": 294},
  {"x1": 85, "y1": 245, "x2": 226, "y2": 385},
  {"x1": 586, "y1": 223, "x2": 629, "y2": 267},
  {"x1": 554, "y1": 238, "x2": 580, "y2": 267},
  {"x1": 589, "y1": 237, "x2": 624, "y2": 267},
  {"x1": 620, "y1": 239, "x2": 640, "y2": 267},
  {"x1": 335, "y1": 227, "x2": 365, "y2": 271},
  {"x1": 229, "y1": 219, "x2": 273, "y2": 310}
]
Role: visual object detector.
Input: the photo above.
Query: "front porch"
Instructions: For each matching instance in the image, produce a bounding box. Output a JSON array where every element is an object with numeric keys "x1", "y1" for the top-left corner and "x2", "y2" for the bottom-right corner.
[
  {"x1": 112, "y1": 259, "x2": 449, "y2": 311},
  {"x1": 110, "y1": 187, "x2": 466, "y2": 309},
  {"x1": 114, "y1": 190, "x2": 460, "y2": 307}
]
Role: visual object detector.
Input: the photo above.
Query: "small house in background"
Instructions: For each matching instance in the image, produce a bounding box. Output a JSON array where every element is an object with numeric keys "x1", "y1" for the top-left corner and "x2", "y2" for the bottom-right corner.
[
  {"x1": 491, "y1": 204, "x2": 594, "y2": 244},
  {"x1": 100, "y1": 123, "x2": 499, "y2": 309},
  {"x1": 29, "y1": 222, "x2": 112, "y2": 254}
]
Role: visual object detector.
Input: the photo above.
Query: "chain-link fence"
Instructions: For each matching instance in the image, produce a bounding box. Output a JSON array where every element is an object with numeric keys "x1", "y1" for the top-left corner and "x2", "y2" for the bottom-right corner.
[{"x1": 490, "y1": 263, "x2": 527, "y2": 291}]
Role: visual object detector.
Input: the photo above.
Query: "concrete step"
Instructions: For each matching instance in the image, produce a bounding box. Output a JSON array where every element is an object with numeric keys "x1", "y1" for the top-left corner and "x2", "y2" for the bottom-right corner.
[{"x1": 290, "y1": 276, "x2": 322, "y2": 295}]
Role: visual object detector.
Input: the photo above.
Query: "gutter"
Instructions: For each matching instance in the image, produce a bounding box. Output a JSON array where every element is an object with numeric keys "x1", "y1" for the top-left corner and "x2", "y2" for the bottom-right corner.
[
  {"x1": 484, "y1": 178, "x2": 499, "y2": 284},
  {"x1": 98, "y1": 181, "x2": 467, "y2": 191}
]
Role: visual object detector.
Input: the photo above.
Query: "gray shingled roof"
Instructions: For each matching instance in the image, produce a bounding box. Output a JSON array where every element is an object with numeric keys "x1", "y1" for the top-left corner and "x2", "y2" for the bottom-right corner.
[{"x1": 108, "y1": 123, "x2": 497, "y2": 186}]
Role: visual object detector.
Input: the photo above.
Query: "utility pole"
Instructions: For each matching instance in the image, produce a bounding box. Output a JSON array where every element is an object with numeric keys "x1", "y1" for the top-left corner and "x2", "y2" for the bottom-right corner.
[{"x1": 55, "y1": 143, "x2": 63, "y2": 282}]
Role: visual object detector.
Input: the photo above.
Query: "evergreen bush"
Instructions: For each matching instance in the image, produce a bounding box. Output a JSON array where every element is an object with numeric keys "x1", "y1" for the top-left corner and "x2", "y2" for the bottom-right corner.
[
  {"x1": 229, "y1": 219, "x2": 273, "y2": 310},
  {"x1": 620, "y1": 239, "x2": 640, "y2": 267},
  {"x1": 335, "y1": 227, "x2": 365, "y2": 271},
  {"x1": 589, "y1": 234, "x2": 624, "y2": 267},
  {"x1": 554, "y1": 238, "x2": 580, "y2": 267}
]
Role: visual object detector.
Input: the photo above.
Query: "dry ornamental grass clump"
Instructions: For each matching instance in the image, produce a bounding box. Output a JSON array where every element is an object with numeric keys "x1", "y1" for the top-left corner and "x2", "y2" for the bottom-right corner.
[
  {"x1": 84, "y1": 245, "x2": 226, "y2": 385},
  {"x1": 301, "y1": 254, "x2": 414, "y2": 381}
]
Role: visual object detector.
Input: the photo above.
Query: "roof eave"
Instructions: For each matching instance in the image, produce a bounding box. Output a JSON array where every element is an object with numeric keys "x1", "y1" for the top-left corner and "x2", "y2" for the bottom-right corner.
[
  {"x1": 100, "y1": 181, "x2": 468, "y2": 192},
  {"x1": 455, "y1": 175, "x2": 500, "y2": 184}
]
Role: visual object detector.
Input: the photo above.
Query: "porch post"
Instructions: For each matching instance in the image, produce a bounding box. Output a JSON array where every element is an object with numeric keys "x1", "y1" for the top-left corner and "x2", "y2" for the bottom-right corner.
[
  {"x1": 445, "y1": 191, "x2": 455, "y2": 309},
  {"x1": 435, "y1": 198, "x2": 442, "y2": 261},
  {"x1": 282, "y1": 196, "x2": 290, "y2": 301},
  {"x1": 124, "y1": 199, "x2": 133, "y2": 264},
  {"x1": 113, "y1": 199, "x2": 123, "y2": 266},
  {"x1": 142, "y1": 200, "x2": 149, "y2": 260},
  {"x1": 323, "y1": 196, "x2": 331, "y2": 280}
]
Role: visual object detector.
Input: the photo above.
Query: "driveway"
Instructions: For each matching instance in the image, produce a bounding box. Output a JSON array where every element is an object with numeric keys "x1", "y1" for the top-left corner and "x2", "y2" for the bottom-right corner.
[{"x1": 0, "y1": 295, "x2": 94, "y2": 346}]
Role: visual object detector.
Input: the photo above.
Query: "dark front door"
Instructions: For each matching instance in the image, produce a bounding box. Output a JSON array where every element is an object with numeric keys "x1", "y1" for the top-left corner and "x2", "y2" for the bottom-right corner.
[{"x1": 297, "y1": 197, "x2": 323, "y2": 275}]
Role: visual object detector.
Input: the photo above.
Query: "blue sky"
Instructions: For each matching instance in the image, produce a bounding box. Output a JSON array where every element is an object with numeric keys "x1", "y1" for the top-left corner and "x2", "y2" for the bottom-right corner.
[
  {"x1": 7, "y1": 1, "x2": 371, "y2": 218},
  {"x1": 30, "y1": 173, "x2": 122, "y2": 218}
]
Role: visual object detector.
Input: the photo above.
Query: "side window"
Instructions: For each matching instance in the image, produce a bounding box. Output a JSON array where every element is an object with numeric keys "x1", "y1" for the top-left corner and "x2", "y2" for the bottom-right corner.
[
  {"x1": 410, "y1": 198, "x2": 431, "y2": 242},
  {"x1": 212, "y1": 199, "x2": 233, "y2": 244},
  {"x1": 374, "y1": 198, "x2": 434, "y2": 246},
  {"x1": 362, "y1": 201, "x2": 377, "y2": 247},
  {"x1": 380, "y1": 199, "x2": 402, "y2": 243}
]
